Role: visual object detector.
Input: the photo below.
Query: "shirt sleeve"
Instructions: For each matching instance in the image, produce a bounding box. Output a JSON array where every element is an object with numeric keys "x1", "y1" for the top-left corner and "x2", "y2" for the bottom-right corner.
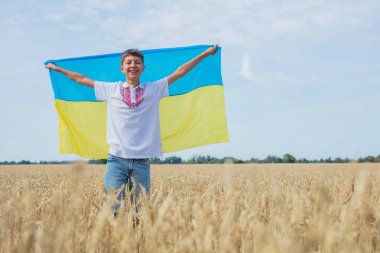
[
  {"x1": 94, "y1": 81, "x2": 118, "y2": 101},
  {"x1": 156, "y1": 77, "x2": 169, "y2": 100}
]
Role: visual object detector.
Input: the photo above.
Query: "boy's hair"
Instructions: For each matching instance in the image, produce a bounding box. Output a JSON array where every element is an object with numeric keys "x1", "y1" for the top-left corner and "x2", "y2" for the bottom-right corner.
[{"x1": 121, "y1": 49, "x2": 144, "y2": 65}]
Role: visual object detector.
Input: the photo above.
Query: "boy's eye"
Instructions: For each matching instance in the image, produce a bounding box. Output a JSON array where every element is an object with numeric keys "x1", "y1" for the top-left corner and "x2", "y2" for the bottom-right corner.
[{"x1": 125, "y1": 60, "x2": 141, "y2": 64}]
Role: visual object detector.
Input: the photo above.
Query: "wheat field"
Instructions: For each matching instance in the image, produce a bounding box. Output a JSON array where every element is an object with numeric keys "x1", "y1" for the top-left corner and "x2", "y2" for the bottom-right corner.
[{"x1": 0, "y1": 163, "x2": 379, "y2": 253}]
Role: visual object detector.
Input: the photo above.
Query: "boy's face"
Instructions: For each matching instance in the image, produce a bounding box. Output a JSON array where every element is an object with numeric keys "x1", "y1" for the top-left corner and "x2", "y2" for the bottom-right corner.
[{"x1": 120, "y1": 55, "x2": 145, "y2": 82}]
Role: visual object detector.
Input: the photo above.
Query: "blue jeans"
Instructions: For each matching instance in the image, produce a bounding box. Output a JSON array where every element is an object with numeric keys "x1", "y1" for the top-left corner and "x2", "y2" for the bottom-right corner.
[{"x1": 104, "y1": 154, "x2": 150, "y2": 213}]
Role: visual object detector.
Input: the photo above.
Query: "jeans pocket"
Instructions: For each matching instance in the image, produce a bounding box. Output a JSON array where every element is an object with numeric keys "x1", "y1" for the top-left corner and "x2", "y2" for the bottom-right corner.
[
  {"x1": 107, "y1": 154, "x2": 119, "y2": 162},
  {"x1": 143, "y1": 158, "x2": 151, "y2": 166},
  {"x1": 135, "y1": 158, "x2": 150, "y2": 166}
]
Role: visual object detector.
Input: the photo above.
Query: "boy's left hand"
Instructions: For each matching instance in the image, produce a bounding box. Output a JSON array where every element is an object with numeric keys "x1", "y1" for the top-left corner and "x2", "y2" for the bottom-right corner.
[{"x1": 205, "y1": 44, "x2": 218, "y2": 56}]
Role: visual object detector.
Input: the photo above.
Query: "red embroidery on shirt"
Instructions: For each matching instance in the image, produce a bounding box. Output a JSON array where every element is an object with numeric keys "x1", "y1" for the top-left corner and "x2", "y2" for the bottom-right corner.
[
  {"x1": 135, "y1": 87, "x2": 143, "y2": 106},
  {"x1": 122, "y1": 86, "x2": 144, "y2": 109}
]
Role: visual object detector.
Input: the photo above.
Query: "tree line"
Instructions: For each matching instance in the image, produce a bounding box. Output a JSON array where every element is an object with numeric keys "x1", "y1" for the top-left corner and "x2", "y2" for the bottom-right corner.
[{"x1": 1, "y1": 154, "x2": 380, "y2": 165}]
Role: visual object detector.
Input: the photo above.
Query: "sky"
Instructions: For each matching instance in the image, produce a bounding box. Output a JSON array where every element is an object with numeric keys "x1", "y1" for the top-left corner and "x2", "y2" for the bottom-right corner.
[{"x1": 0, "y1": 0, "x2": 379, "y2": 162}]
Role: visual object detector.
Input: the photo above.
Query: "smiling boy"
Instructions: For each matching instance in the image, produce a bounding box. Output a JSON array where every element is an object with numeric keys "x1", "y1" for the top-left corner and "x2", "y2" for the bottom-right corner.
[{"x1": 45, "y1": 44, "x2": 218, "y2": 214}]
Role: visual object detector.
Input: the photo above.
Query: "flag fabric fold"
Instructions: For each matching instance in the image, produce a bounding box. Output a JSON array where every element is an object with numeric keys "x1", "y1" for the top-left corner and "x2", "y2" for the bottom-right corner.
[{"x1": 47, "y1": 45, "x2": 229, "y2": 158}]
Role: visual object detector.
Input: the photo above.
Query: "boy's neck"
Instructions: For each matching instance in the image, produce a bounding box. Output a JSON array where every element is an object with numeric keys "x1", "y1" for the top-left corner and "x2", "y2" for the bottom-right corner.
[{"x1": 126, "y1": 79, "x2": 140, "y2": 87}]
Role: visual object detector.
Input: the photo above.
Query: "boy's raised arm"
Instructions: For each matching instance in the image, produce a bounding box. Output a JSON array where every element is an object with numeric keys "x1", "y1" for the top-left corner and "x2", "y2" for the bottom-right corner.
[
  {"x1": 45, "y1": 63, "x2": 95, "y2": 88},
  {"x1": 167, "y1": 44, "x2": 218, "y2": 86}
]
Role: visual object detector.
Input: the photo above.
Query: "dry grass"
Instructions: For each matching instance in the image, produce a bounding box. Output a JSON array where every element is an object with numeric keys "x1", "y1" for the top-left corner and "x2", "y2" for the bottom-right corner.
[{"x1": 1, "y1": 163, "x2": 380, "y2": 252}]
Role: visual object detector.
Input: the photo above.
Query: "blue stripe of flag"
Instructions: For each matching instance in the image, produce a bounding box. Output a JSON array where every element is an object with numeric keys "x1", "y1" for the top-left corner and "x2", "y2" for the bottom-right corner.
[{"x1": 47, "y1": 45, "x2": 223, "y2": 102}]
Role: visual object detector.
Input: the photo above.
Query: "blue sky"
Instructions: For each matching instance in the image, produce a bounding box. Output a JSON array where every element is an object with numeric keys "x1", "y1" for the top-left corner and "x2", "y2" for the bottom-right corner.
[{"x1": 0, "y1": 0, "x2": 379, "y2": 161}]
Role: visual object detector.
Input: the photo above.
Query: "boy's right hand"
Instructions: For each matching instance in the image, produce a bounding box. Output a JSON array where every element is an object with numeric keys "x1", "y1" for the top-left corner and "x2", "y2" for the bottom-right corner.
[
  {"x1": 45, "y1": 63, "x2": 57, "y2": 70},
  {"x1": 44, "y1": 62, "x2": 95, "y2": 88}
]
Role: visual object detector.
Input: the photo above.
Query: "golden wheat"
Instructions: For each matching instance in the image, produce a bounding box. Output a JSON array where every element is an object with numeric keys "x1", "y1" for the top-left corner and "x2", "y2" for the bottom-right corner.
[{"x1": 0, "y1": 163, "x2": 379, "y2": 253}]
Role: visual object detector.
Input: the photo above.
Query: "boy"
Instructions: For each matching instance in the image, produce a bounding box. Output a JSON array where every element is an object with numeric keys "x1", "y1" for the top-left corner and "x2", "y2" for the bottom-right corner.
[{"x1": 45, "y1": 44, "x2": 218, "y2": 213}]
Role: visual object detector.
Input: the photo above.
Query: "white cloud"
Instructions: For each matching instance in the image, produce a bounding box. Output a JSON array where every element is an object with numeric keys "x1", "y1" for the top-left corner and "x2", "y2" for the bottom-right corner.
[
  {"x1": 99, "y1": 0, "x2": 378, "y2": 48},
  {"x1": 0, "y1": 11, "x2": 34, "y2": 38},
  {"x1": 239, "y1": 54, "x2": 256, "y2": 82},
  {"x1": 2, "y1": 0, "x2": 379, "y2": 46}
]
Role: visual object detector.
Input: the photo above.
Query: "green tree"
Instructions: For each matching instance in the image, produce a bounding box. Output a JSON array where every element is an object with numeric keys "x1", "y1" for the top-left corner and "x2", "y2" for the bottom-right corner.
[
  {"x1": 164, "y1": 156, "x2": 182, "y2": 164},
  {"x1": 150, "y1": 157, "x2": 163, "y2": 164},
  {"x1": 263, "y1": 155, "x2": 282, "y2": 163},
  {"x1": 282, "y1": 154, "x2": 296, "y2": 163}
]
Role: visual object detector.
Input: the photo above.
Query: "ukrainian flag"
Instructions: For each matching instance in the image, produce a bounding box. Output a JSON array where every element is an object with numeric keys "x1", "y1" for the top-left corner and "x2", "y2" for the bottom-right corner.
[{"x1": 46, "y1": 45, "x2": 229, "y2": 159}]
